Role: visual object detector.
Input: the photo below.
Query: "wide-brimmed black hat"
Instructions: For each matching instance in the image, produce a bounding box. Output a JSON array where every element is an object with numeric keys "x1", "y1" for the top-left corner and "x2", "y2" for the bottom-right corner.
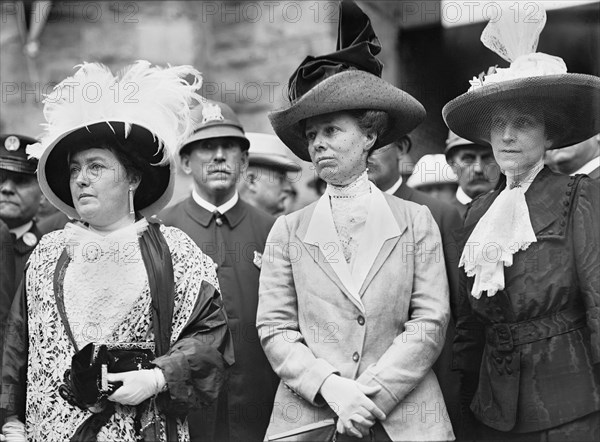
[
  {"x1": 269, "y1": 1, "x2": 425, "y2": 161},
  {"x1": 30, "y1": 61, "x2": 201, "y2": 219},
  {"x1": 0, "y1": 134, "x2": 38, "y2": 175},
  {"x1": 38, "y1": 122, "x2": 173, "y2": 220}
]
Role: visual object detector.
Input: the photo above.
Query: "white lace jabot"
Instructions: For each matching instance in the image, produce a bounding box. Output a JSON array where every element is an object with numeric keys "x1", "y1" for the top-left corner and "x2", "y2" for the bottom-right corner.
[
  {"x1": 326, "y1": 171, "x2": 371, "y2": 265},
  {"x1": 460, "y1": 163, "x2": 543, "y2": 298},
  {"x1": 62, "y1": 220, "x2": 150, "y2": 348}
]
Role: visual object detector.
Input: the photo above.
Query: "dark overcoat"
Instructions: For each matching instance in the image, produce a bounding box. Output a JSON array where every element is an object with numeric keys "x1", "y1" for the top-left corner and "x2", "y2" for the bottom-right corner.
[
  {"x1": 160, "y1": 197, "x2": 278, "y2": 442},
  {"x1": 0, "y1": 221, "x2": 41, "y2": 322},
  {"x1": 453, "y1": 167, "x2": 600, "y2": 433}
]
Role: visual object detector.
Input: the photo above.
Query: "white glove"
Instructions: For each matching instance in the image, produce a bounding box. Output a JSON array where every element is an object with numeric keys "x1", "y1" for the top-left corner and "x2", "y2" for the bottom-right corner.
[
  {"x1": 1, "y1": 417, "x2": 26, "y2": 442},
  {"x1": 106, "y1": 367, "x2": 166, "y2": 406}
]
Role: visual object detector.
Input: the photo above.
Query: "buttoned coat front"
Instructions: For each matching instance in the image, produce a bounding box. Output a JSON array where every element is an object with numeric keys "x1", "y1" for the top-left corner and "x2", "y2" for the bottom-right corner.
[
  {"x1": 257, "y1": 185, "x2": 455, "y2": 441},
  {"x1": 160, "y1": 197, "x2": 278, "y2": 442},
  {"x1": 453, "y1": 167, "x2": 600, "y2": 433}
]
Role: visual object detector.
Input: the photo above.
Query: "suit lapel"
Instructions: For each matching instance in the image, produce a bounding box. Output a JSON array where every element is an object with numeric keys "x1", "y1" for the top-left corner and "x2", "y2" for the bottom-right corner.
[
  {"x1": 300, "y1": 195, "x2": 364, "y2": 312},
  {"x1": 355, "y1": 184, "x2": 403, "y2": 295}
]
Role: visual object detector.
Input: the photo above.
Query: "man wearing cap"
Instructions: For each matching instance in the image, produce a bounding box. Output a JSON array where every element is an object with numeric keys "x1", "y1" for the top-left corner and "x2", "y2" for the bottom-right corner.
[
  {"x1": 445, "y1": 130, "x2": 499, "y2": 217},
  {"x1": 0, "y1": 134, "x2": 42, "y2": 317},
  {"x1": 159, "y1": 100, "x2": 278, "y2": 442},
  {"x1": 238, "y1": 132, "x2": 302, "y2": 216},
  {"x1": 368, "y1": 135, "x2": 463, "y2": 434},
  {"x1": 407, "y1": 153, "x2": 460, "y2": 202}
]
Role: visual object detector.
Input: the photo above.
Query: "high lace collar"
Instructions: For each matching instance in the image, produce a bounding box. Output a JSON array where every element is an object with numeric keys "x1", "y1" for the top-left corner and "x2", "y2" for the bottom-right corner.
[
  {"x1": 326, "y1": 170, "x2": 371, "y2": 199},
  {"x1": 506, "y1": 160, "x2": 544, "y2": 191}
]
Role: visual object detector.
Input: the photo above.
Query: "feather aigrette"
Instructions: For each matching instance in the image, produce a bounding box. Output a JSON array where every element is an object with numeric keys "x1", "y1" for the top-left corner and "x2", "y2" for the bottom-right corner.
[{"x1": 30, "y1": 60, "x2": 203, "y2": 165}]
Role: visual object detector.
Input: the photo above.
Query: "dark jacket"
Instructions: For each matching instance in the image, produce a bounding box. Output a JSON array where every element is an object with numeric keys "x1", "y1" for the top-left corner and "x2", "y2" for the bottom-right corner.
[
  {"x1": 160, "y1": 197, "x2": 278, "y2": 442},
  {"x1": 0, "y1": 221, "x2": 41, "y2": 324},
  {"x1": 453, "y1": 167, "x2": 600, "y2": 433},
  {"x1": 10, "y1": 221, "x2": 42, "y2": 291},
  {"x1": 0, "y1": 220, "x2": 15, "y2": 324},
  {"x1": 394, "y1": 182, "x2": 463, "y2": 432}
]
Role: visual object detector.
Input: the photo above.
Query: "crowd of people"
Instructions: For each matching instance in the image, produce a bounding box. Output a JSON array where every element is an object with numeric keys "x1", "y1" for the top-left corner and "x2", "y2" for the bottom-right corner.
[{"x1": 1, "y1": 2, "x2": 599, "y2": 441}]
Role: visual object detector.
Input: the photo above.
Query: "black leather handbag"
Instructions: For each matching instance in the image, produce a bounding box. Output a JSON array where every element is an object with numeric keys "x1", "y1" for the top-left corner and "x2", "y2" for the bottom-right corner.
[{"x1": 59, "y1": 342, "x2": 155, "y2": 412}]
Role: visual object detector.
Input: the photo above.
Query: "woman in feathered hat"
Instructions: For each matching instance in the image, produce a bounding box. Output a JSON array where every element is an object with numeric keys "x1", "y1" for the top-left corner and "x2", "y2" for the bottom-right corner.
[
  {"x1": 0, "y1": 61, "x2": 234, "y2": 442},
  {"x1": 256, "y1": 3, "x2": 454, "y2": 441},
  {"x1": 443, "y1": 4, "x2": 600, "y2": 441}
]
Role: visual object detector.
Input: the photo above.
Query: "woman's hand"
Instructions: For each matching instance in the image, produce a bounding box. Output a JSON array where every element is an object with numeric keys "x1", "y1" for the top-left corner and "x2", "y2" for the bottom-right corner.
[
  {"x1": 319, "y1": 375, "x2": 386, "y2": 438},
  {"x1": 1, "y1": 416, "x2": 26, "y2": 442},
  {"x1": 107, "y1": 367, "x2": 166, "y2": 406}
]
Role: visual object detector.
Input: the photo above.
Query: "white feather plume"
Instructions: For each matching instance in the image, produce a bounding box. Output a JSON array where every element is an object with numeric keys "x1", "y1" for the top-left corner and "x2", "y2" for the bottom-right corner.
[{"x1": 32, "y1": 60, "x2": 203, "y2": 165}]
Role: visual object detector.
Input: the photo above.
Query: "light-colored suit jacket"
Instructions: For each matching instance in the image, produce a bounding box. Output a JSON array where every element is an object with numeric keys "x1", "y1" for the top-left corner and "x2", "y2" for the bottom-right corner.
[{"x1": 257, "y1": 184, "x2": 455, "y2": 441}]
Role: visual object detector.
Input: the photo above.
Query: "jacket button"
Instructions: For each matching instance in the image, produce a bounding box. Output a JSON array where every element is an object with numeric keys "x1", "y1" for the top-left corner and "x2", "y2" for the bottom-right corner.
[
  {"x1": 357, "y1": 315, "x2": 365, "y2": 326},
  {"x1": 352, "y1": 352, "x2": 360, "y2": 362},
  {"x1": 215, "y1": 217, "x2": 224, "y2": 226}
]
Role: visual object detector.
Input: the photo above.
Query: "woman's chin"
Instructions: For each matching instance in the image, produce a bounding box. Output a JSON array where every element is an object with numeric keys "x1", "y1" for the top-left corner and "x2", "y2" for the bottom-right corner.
[{"x1": 74, "y1": 207, "x2": 99, "y2": 225}]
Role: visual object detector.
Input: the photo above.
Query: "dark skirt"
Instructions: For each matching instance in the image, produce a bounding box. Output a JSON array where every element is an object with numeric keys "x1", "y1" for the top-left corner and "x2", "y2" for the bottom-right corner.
[{"x1": 474, "y1": 410, "x2": 600, "y2": 442}]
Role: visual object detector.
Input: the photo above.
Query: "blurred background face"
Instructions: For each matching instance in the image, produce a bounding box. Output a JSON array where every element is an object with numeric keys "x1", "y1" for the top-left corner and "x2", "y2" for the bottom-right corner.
[
  {"x1": 544, "y1": 134, "x2": 600, "y2": 175},
  {"x1": 181, "y1": 137, "x2": 248, "y2": 203},
  {"x1": 418, "y1": 183, "x2": 458, "y2": 201},
  {"x1": 489, "y1": 107, "x2": 551, "y2": 177},
  {"x1": 242, "y1": 165, "x2": 289, "y2": 216},
  {"x1": 305, "y1": 112, "x2": 374, "y2": 186},
  {"x1": 69, "y1": 147, "x2": 136, "y2": 227},
  {"x1": 449, "y1": 145, "x2": 499, "y2": 198},
  {"x1": 281, "y1": 179, "x2": 297, "y2": 214},
  {"x1": 367, "y1": 143, "x2": 401, "y2": 191},
  {"x1": 0, "y1": 170, "x2": 42, "y2": 229},
  {"x1": 36, "y1": 193, "x2": 60, "y2": 220}
]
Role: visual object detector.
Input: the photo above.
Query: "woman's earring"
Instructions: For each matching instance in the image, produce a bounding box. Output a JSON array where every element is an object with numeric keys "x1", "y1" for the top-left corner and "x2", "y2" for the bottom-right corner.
[{"x1": 129, "y1": 187, "x2": 135, "y2": 215}]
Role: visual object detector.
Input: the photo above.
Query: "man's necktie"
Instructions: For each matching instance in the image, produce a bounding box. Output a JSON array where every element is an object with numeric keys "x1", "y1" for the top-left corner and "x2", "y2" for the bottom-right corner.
[{"x1": 213, "y1": 210, "x2": 224, "y2": 227}]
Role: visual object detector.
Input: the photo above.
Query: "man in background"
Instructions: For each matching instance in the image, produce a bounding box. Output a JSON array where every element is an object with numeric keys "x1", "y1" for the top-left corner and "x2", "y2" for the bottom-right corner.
[
  {"x1": 0, "y1": 134, "x2": 42, "y2": 312},
  {"x1": 545, "y1": 134, "x2": 600, "y2": 179},
  {"x1": 238, "y1": 132, "x2": 301, "y2": 216},
  {"x1": 445, "y1": 131, "x2": 499, "y2": 217},
  {"x1": 406, "y1": 153, "x2": 459, "y2": 203},
  {"x1": 160, "y1": 100, "x2": 278, "y2": 442}
]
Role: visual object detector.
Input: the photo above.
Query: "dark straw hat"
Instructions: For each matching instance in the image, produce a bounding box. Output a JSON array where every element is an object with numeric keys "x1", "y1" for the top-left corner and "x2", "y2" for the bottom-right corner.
[{"x1": 269, "y1": 1, "x2": 425, "y2": 161}]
